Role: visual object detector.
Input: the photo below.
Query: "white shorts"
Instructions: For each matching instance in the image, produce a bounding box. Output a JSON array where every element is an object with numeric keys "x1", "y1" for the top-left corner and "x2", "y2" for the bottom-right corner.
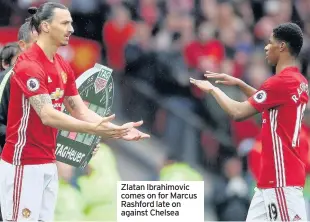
[
  {"x1": 0, "y1": 160, "x2": 58, "y2": 221},
  {"x1": 246, "y1": 187, "x2": 307, "y2": 221}
]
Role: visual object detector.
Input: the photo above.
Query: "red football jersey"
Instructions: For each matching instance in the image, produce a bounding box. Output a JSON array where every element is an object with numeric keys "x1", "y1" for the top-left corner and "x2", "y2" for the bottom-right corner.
[
  {"x1": 1, "y1": 43, "x2": 78, "y2": 165},
  {"x1": 248, "y1": 125, "x2": 310, "y2": 183},
  {"x1": 248, "y1": 67, "x2": 309, "y2": 188}
]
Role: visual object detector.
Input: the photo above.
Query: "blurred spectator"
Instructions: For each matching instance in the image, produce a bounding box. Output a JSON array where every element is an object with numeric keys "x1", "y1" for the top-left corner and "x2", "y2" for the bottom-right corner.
[
  {"x1": 154, "y1": 13, "x2": 182, "y2": 52},
  {"x1": 18, "y1": 0, "x2": 72, "y2": 9},
  {"x1": 200, "y1": 130, "x2": 221, "y2": 172},
  {"x1": 295, "y1": 0, "x2": 310, "y2": 22},
  {"x1": 103, "y1": 4, "x2": 135, "y2": 72},
  {"x1": 212, "y1": 156, "x2": 250, "y2": 221},
  {"x1": 232, "y1": 30, "x2": 254, "y2": 78},
  {"x1": 166, "y1": 0, "x2": 195, "y2": 15},
  {"x1": 231, "y1": 116, "x2": 260, "y2": 151},
  {"x1": 78, "y1": 144, "x2": 120, "y2": 221},
  {"x1": 55, "y1": 179, "x2": 85, "y2": 221},
  {"x1": 159, "y1": 155, "x2": 203, "y2": 181},
  {"x1": 247, "y1": 134, "x2": 262, "y2": 183},
  {"x1": 179, "y1": 15, "x2": 195, "y2": 45},
  {"x1": 245, "y1": 63, "x2": 270, "y2": 89},
  {"x1": 184, "y1": 21, "x2": 225, "y2": 72},
  {"x1": 199, "y1": 0, "x2": 218, "y2": 23},
  {"x1": 217, "y1": 1, "x2": 245, "y2": 33},
  {"x1": 106, "y1": 0, "x2": 122, "y2": 6},
  {"x1": 57, "y1": 161, "x2": 75, "y2": 183},
  {"x1": 138, "y1": 0, "x2": 160, "y2": 27},
  {"x1": 69, "y1": 0, "x2": 98, "y2": 14},
  {"x1": 233, "y1": 0, "x2": 254, "y2": 28},
  {"x1": 125, "y1": 21, "x2": 155, "y2": 83},
  {"x1": 300, "y1": 19, "x2": 310, "y2": 78},
  {"x1": 254, "y1": 15, "x2": 276, "y2": 44},
  {"x1": 157, "y1": 27, "x2": 192, "y2": 91}
]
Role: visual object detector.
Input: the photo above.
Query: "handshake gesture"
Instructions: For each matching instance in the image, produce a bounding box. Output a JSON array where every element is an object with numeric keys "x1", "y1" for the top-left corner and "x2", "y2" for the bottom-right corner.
[{"x1": 92, "y1": 114, "x2": 150, "y2": 141}]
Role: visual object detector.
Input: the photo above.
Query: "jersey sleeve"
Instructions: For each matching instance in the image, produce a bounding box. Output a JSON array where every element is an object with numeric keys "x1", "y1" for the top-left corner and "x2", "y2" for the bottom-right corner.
[
  {"x1": 12, "y1": 61, "x2": 48, "y2": 99},
  {"x1": 248, "y1": 77, "x2": 287, "y2": 112},
  {"x1": 64, "y1": 64, "x2": 78, "y2": 97}
]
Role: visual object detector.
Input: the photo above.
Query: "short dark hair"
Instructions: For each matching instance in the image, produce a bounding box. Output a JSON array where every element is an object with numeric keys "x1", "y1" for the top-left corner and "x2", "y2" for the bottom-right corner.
[
  {"x1": 18, "y1": 21, "x2": 32, "y2": 42},
  {"x1": 28, "y1": 2, "x2": 67, "y2": 33},
  {"x1": 273, "y1": 22, "x2": 303, "y2": 57},
  {"x1": 0, "y1": 42, "x2": 20, "y2": 69}
]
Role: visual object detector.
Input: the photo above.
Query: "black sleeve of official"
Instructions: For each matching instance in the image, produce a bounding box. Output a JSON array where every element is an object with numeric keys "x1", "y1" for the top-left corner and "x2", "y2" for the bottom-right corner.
[
  {"x1": 0, "y1": 75, "x2": 10, "y2": 148},
  {"x1": 1, "y1": 78, "x2": 10, "y2": 125}
]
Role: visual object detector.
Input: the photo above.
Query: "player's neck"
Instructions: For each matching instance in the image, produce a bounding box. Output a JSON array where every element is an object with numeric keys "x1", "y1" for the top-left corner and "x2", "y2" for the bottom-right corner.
[
  {"x1": 275, "y1": 56, "x2": 298, "y2": 74},
  {"x1": 36, "y1": 37, "x2": 58, "y2": 62}
]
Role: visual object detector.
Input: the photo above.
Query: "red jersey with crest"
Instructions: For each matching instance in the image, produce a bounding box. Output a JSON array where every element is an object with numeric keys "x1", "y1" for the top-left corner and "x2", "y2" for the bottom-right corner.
[
  {"x1": 248, "y1": 67, "x2": 309, "y2": 188},
  {"x1": 1, "y1": 43, "x2": 78, "y2": 165}
]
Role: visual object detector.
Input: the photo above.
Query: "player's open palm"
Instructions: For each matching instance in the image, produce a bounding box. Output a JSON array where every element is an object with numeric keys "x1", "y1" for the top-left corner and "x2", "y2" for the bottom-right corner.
[
  {"x1": 190, "y1": 77, "x2": 215, "y2": 93},
  {"x1": 121, "y1": 121, "x2": 151, "y2": 141},
  {"x1": 204, "y1": 71, "x2": 240, "y2": 86},
  {"x1": 94, "y1": 114, "x2": 131, "y2": 139}
]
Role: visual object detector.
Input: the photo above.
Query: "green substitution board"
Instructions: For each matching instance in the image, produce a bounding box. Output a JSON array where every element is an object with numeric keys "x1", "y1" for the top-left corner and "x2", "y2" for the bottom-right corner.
[{"x1": 56, "y1": 64, "x2": 114, "y2": 168}]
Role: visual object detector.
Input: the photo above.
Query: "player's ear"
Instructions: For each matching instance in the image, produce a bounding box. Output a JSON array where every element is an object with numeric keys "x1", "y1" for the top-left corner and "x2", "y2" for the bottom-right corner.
[
  {"x1": 279, "y1": 42, "x2": 286, "y2": 52},
  {"x1": 18, "y1": 40, "x2": 26, "y2": 52},
  {"x1": 41, "y1": 21, "x2": 50, "y2": 33}
]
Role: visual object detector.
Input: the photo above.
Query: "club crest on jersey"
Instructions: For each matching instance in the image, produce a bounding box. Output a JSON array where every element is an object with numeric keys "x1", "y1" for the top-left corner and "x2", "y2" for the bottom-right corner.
[
  {"x1": 61, "y1": 71, "x2": 67, "y2": 84},
  {"x1": 22, "y1": 208, "x2": 31, "y2": 218},
  {"x1": 26, "y1": 78, "x2": 39, "y2": 92},
  {"x1": 51, "y1": 88, "x2": 64, "y2": 101},
  {"x1": 254, "y1": 90, "x2": 267, "y2": 103}
]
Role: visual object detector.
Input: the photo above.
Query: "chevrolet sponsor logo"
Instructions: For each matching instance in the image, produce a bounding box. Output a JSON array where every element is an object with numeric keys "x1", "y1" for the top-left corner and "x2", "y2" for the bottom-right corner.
[{"x1": 51, "y1": 88, "x2": 64, "y2": 101}]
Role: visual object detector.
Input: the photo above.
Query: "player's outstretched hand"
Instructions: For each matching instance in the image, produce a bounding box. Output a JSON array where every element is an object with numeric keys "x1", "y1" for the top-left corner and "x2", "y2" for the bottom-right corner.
[
  {"x1": 94, "y1": 114, "x2": 131, "y2": 139},
  {"x1": 204, "y1": 71, "x2": 240, "y2": 86},
  {"x1": 121, "y1": 120, "x2": 151, "y2": 141},
  {"x1": 190, "y1": 77, "x2": 215, "y2": 93}
]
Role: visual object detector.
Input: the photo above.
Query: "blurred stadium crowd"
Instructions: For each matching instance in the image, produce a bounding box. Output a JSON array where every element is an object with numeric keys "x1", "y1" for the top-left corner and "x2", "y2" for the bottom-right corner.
[{"x1": 1, "y1": 0, "x2": 310, "y2": 221}]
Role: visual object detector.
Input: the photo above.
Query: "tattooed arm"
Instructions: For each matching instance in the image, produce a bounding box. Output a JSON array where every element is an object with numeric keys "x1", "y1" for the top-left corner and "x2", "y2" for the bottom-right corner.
[
  {"x1": 63, "y1": 95, "x2": 104, "y2": 123},
  {"x1": 29, "y1": 94, "x2": 97, "y2": 133},
  {"x1": 29, "y1": 94, "x2": 130, "y2": 138}
]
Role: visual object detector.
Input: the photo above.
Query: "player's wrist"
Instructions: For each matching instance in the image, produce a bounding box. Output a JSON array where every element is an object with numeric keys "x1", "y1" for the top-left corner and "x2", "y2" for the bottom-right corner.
[
  {"x1": 236, "y1": 78, "x2": 244, "y2": 88},
  {"x1": 84, "y1": 122, "x2": 97, "y2": 135},
  {"x1": 209, "y1": 86, "x2": 219, "y2": 95}
]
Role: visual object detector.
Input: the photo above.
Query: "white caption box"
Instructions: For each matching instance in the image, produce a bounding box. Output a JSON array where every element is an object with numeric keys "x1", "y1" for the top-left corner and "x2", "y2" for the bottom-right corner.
[{"x1": 117, "y1": 181, "x2": 204, "y2": 222}]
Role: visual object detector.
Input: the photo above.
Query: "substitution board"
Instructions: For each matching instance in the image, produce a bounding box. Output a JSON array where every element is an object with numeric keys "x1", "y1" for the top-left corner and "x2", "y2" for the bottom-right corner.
[{"x1": 56, "y1": 63, "x2": 114, "y2": 168}]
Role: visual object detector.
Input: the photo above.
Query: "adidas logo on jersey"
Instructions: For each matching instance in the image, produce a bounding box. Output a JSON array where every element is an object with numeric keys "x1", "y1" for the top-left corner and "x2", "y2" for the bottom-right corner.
[{"x1": 293, "y1": 214, "x2": 301, "y2": 221}]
